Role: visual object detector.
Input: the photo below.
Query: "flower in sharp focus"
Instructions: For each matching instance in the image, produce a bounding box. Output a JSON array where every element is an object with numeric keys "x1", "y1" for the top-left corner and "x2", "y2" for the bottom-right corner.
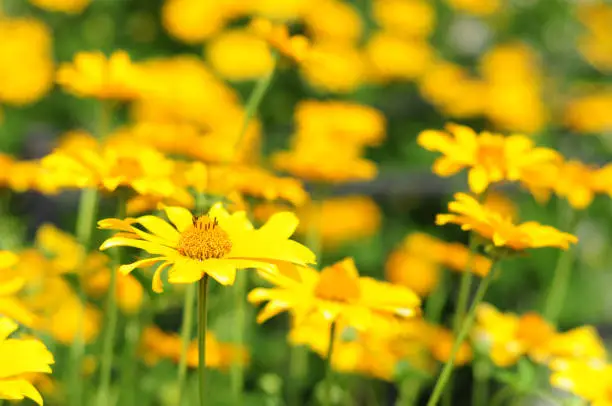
[
  {"x1": 248, "y1": 258, "x2": 421, "y2": 330},
  {"x1": 99, "y1": 203, "x2": 316, "y2": 291},
  {"x1": 436, "y1": 193, "x2": 578, "y2": 252},
  {"x1": 56, "y1": 51, "x2": 143, "y2": 100},
  {"x1": 0, "y1": 317, "x2": 54, "y2": 405},
  {"x1": 418, "y1": 123, "x2": 560, "y2": 194}
]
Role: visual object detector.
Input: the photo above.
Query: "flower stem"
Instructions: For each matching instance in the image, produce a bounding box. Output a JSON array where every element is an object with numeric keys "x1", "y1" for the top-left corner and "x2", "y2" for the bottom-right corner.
[
  {"x1": 472, "y1": 357, "x2": 490, "y2": 406},
  {"x1": 234, "y1": 56, "x2": 277, "y2": 152},
  {"x1": 198, "y1": 275, "x2": 210, "y2": 406},
  {"x1": 177, "y1": 283, "x2": 196, "y2": 406},
  {"x1": 231, "y1": 272, "x2": 247, "y2": 404},
  {"x1": 543, "y1": 206, "x2": 578, "y2": 324},
  {"x1": 97, "y1": 194, "x2": 126, "y2": 406},
  {"x1": 425, "y1": 263, "x2": 497, "y2": 406},
  {"x1": 68, "y1": 187, "x2": 99, "y2": 406},
  {"x1": 323, "y1": 321, "x2": 338, "y2": 406}
]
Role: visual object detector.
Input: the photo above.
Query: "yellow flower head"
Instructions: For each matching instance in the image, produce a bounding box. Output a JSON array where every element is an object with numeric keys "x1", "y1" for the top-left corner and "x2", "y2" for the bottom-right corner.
[
  {"x1": 0, "y1": 17, "x2": 53, "y2": 105},
  {"x1": 365, "y1": 32, "x2": 434, "y2": 82},
  {"x1": 550, "y1": 358, "x2": 612, "y2": 404},
  {"x1": 418, "y1": 123, "x2": 560, "y2": 194},
  {"x1": 248, "y1": 258, "x2": 421, "y2": 329},
  {"x1": 385, "y1": 251, "x2": 440, "y2": 297},
  {"x1": 36, "y1": 224, "x2": 85, "y2": 274},
  {"x1": 28, "y1": 0, "x2": 91, "y2": 13},
  {"x1": 437, "y1": 193, "x2": 578, "y2": 251},
  {"x1": 564, "y1": 89, "x2": 612, "y2": 134},
  {"x1": 577, "y1": 3, "x2": 612, "y2": 73},
  {"x1": 303, "y1": 0, "x2": 363, "y2": 45},
  {"x1": 300, "y1": 43, "x2": 366, "y2": 93},
  {"x1": 56, "y1": 51, "x2": 142, "y2": 100},
  {"x1": 250, "y1": 17, "x2": 311, "y2": 63},
  {"x1": 540, "y1": 326, "x2": 607, "y2": 365},
  {"x1": 0, "y1": 317, "x2": 54, "y2": 405},
  {"x1": 425, "y1": 325, "x2": 473, "y2": 366},
  {"x1": 162, "y1": 0, "x2": 238, "y2": 44},
  {"x1": 473, "y1": 304, "x2": 555, "y2": 367},
  {"x1": 372, "y1": 0, "x2": 435, "y2": 38},
  {"x1": 99, "y1": 203, "x2": 315, "y2": 291},
  {"x1": 0, "y1": 252, "x2": 38, "y2": 327},
  {"x1": 140, "y1": 326, "x2": 249, "y2": 369},
  {"x1": 444, "y1": 0, "x2": 500, "y2": 15}
]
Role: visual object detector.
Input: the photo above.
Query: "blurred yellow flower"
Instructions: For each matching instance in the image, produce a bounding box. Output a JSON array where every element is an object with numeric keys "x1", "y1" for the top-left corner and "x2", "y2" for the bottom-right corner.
[
  {"x1": 483, "y1": 191, "x2": 518, "y2": 221},
  {"x1": 303, "y1": 0, "x2": 363, "y2": 45},
  {"x1": 0, "y1": 17, "x2": 53, "y2": 105},
  {"x1": 36, "y1": 224, "x2": 85, "y2": 274},
  {"x1": 248, "y1": 258, "x2": 421, "y2": 329},
  {"x1": 550, "y1": 359, "x2": 612, "y2": 404},
  {"x1": 0, "y1": 317, "x2": 54, "y2": 405},
  {"x1": 250, "y1": 18, "x2": 310, "y2": 63},
  {"x1": 43, "y1": 299, "x2": 101, "y2": 345},
  {"x1": 365, "y1": 32, "x2": 434, "y2": 82},
  {"x1": 576, "y1": 3, "x2": 612, "y2": 73},
  {"x1": 161, "y1": 0, "x2": 237, "y2": 43},
  {"x1": 297, "y1": 196, "x2": 382, "y2": 248},
  {"x1": 437, "y1": 193, "x2": 578, "y2": 251},
  {"x1": 564, "y1": 89, "x2": 612, "y2": 134},
  {"x1": 372, "y1": 0, "x2": 435, "y2": 38},
  {"x1": 300, "y1": 43, "x2": 365, "y2": 93},
  {"x1": 28, "y1": 0, "x2": 90, "y2": 13},
  {"x1": 426, "y1": 325, "x2": 473, "y2": 366},
  {"x1": 56, "y1": 51, "x2": 142, "y2": 100},
  {"x1": 0, "y1": 252, "x2": 38, "y2": 327},
  {"x1": 206, "y1": 29, "x2": 275, "y2": 81},
  {"x1": 473, "y1": 304, "x2": 555, "y2": 366},
  {"x1": 141, "y1": 326, "x2": 249, "y2": 369},
  {"x1": 541, "y1": 326, "x2": 607, "y2": 365},
  {"x1": 385, "y1": 251, "x2": 440, "y2": 297},
  {"x1": 444, "y1": 0, "x2": 500, "y2": 15},
  {"x1": 99, "y1": 203, "x2": 315, "y2": 291},
  {"x1": 249, "y1": 0, "x2": 311, "y2": 20},
  {"x1": 418, "y1": 123, "x2": 560, "y2": 194}
]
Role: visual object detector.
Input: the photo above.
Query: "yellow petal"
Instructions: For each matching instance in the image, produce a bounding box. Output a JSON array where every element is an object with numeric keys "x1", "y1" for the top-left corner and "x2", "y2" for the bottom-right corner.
[
  {"x1": 468, "y1": 167, "x2": 489, "y2": 195},
  {"x1": 0, "y1": 317, "x2": 18, "y2": 341},
  {"x1": 0, "y1": 379, "x2": 44, "y2": 405},
  {"x1": 201, "y1": 259, "x2": 237, "y2": 286},
  {"x1": 230, "y1": 236, "x2": 316, "y2": 266},
  {"x1": 152, "y1": 262, "x2": 172, "y2": 293},
  {"x1": 135, "y1": 215, "x2": 180, "y2": 243},
  {"x1": 99, "y1": 237, "x2": 175, "y2": 257},
  {"x1": 0, "y1": 251, "x2": 18, "y2": 268},
  {"x1": 256, "y1": 301, "x2": 291, "y2": 324},
  {"x1": 259, "y1": 212, "x2": 299, "y2": 239},
  {"x1": 168, "y1": 258, "x2": 203, "y2": 285},
  {"x1": 118, "y1": 257, "x2": 166, "y2": 275},
  {"x1": 163, "y1": 206, "x2": 193, "y2": 232}
]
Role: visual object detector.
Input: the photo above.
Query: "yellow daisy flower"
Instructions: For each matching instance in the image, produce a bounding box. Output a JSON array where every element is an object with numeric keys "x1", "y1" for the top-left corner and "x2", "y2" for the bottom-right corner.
[
  {"x1": 0, "y1": 317, "x2": 54, "y2": 405},
  {"x1": 418, "y1": 123, "x2": 560, "y2": 194},
  {"x1": 249, "y1": 17, "x2": 311, "y2": 63},
  {"x1": 436, "y1": 193, "x2": 578, "y2": 251},
  {"x1": 98, "y1": 203, "x2": 315, "y2": 292},
  {"x1": 247, "y1": 257, "x2": 421, "y2": 329}
]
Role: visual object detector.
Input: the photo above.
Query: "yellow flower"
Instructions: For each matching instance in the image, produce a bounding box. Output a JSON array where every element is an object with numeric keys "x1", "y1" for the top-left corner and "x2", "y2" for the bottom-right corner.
[
  {"x1": 250, "y1": 0, "x2": 311, "y2": 20},
  {"x1": 297, "y1": 196, "x2": 382, "y2": 249},
  {"x1": 250, "y1": 18, "x2": 311, "y2": 63},
  {"x1": 0, "y1": 252, "x2": 38, "y2": 327},
  {"x1": 550, "y1": 359, "x2": 612, "y2": 404},
  {"x1": 300, "y1": 43, "x2": 366, "y2": 93},
  {"x1": 56, "y1": 51, "x2": 142, "y2": 100},
  {"x1": 303, "y1": 0, "x2": 363, "y2": 45},
  {"x1": 577, "y1": 3, "x2": 612, "y2": 73},
  {"x1": 36, "y1": 224, "x2": 85, "y2": 274},
  {"x1": 372, "y1": 0, "x2": 435, "y2": 38},
  {"x1": 473, "y1": 304, "x2": 555, "y2": 367},
  {"x1": 206, "y1": 29, "x2": 275, "y2": 81},
  {"x1": 140, "y1": 326, "x2": 249, "y2": 369},
  {"x1": 541, "y1": 326, "x2": 607, "y2": 365},
  {"x1": 437, "y1": 193, "x2": 578, "y2": 251},
  {"x1": 0, "y1": 317, "x2": 54, "y2": 405},
  {"x1": 28, "y1": 0, "x2": 90, "y2": 13},
  {"x1": 385, "y1": 251, "x2": 440, "y2": 297},
  {"x1": 43, "y1": 299, "x2": 101, "y2": 345},
  {"x1": 425, "y1": 325, "x2": 473, "y2": 366},
  {"x1": 0, "y1": 17, "x2": 53, "y2": 105},
  {"x1": 418, "y1": 123, "x2": 560, "y2": 194},
  {"x1": 564, "y1": 89, "x2": 612, "y2": 134},
  {"x1": 483, "y1": 191, "x2": 518, "y2": 221},
  {"x1": 248, "y1": 258, "x2": 421, "y2": 329},
  {"x1": 161, "y1": 0, "x2": 237, "y2": 44},
  {"x1": 365, "y1": 32, "x2": 434, "y2": 82},
  {"x1": 444, "y1": 0, "x2": 500, "y2": 15},
  {"x1": 99, "y1": 203, "x2": 315, "y2": 291}
]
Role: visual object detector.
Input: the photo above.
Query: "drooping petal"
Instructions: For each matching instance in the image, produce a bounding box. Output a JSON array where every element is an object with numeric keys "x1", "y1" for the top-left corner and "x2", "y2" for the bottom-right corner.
[
  {"x1": 152, "y1": 262, "x2": 172, "y2": 293},
  {"x1": 99, "y1": 237, "x2": 176, "y2": 256},
  {"x1": 118, "y1": 257, "x2": 166, "y2": 275},
  {"x1": 163, "y1": 206, "x2": 193, "y2": 232},
  {"x1": 256, "y1": 301, "x2": 292, "y2": 324},
  {"x1": 0, "y1": 379, "x2": 44, "y2": 405}
]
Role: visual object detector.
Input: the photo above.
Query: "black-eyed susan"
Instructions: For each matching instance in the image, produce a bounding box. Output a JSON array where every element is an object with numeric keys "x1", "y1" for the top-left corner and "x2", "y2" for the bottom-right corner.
[
  {"x1": 418, "y1": 124, "x2": 559, "y2": 194},
  {"x1": 98, "y1": 203, "x2": 315, "y2": 292},
  {"x1": 436, "y1": 193, "x2": 578, "y2": 251},
  {"x1": 0, "y1": 317, "x2": 54, "y2": 405},
  {"x1": 247, "y1": 258, "x2": 421, "y2": 330}
]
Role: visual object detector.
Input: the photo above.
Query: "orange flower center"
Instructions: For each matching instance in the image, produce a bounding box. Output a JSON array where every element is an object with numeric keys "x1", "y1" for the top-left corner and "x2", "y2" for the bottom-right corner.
[
  {"x1": 177, "y1": 216, "x2": 232, "y2": 260},
  {"x1": 476, "y1": 144, "x2": 505, "y2": 171},
  {"x1": 314, "y1": 263, "x2": 361, "y2": 302}
]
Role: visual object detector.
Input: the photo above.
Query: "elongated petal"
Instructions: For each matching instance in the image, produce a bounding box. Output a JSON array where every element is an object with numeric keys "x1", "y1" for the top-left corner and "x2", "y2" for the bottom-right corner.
[
  {"x1": 0, "y1": 298, "x2": 37, "y2": 327},
  {"x1": 259, "y1": 212, "x2": 299, "y2": 239},
  {"x1": 135, "y1": 215, "x2": 180, "y2": 243},
  {"x1": 0, "y1": 379, "x2": 44, "y2": 405},
  {"x1": 230, "y1": 235, "x2": 316, "y2": 266},
  {"x1": 163, "y1": 206, "x2": 193, "y2": 232},
  {"x1": 118, "y1": 257, "x2": 166, "y2": 275},
  {"x1": 256, "y1": 301, "x2": 291, "y2": 324},
  {"x1": 100, "y1": 237, "x2": 175, "y2": 256},
  {"x1": 152, "y1": 262, "x2": 172, "y2": 293}
]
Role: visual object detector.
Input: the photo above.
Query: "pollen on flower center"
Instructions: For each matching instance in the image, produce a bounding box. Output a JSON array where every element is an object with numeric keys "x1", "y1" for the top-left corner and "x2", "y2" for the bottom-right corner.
[{"x1": 177, "y1": 216, "x2": 232, "y2": 260}]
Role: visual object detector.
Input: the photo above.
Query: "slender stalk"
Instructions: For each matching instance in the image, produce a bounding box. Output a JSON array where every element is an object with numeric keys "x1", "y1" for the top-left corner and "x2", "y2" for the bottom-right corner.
[
  {"x1": 229, "y1": 58, "x2": 278, "y2": 397},
  {"x1": 198, "y1": 275, "x2": 210, "y2": 406},
  {"x1": 490, "y1": 386, "x2": 513, "y2": 406},
  {"x1": 68, "y1": 188, "x2": 99, "y2": 406},
  {"x1": 425, "y1": 270, "x2": 447, "y2": 323},
  {"x1": 425, "y1": 262, "x2": 498, "y2": 406},
  {"x1": 177, "y1": 284, "x2": 197, "y2": 406},
  {"x1": 472, "y1": 357, "x2": 490, "y2": 406},
  {"x1": 234, "y1": 56, "x2": 277, "y2": 151},
  {"x1": 324, "y1": 321, "x2": 338, "y2": 406},
  {"x1": 119, "y1": 313, "x2": 141, "y2": 406},
  {"x1": 97, "y1": 194, "x2": 126, "y2": 406}
]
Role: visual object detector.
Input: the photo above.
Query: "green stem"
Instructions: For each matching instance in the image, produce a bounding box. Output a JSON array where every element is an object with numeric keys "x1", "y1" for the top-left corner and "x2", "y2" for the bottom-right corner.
[
  {"x1": 425, "y1": 270, "x2": 447, "y2": 323},
  {"x1": 234, "y1": 56, "x2": 277, "y2": 152},
  {"x1": 425, "y1": 262, "x2": 498, "y2": 406},
  {"x1": 119, "y1": 313, "x2": 141, "y2": 406},
  {"x1": 97, "y1": 194, "x2": 126, "y2": 406},
  {"x1": 177, "y1": 284, "x2": 197, "y2": 406},
  {"x1": 231, "y1": 271, "x2": 247, "y2": 403},
  {"x1": 472, "y1": 357, "x2": 490, "y2": 406},
  {"x1": 324, "y1": 321, "x2": 338, "y2": 406},
  {"x1": 68, "y1": 188, "x2": 99, "y2": 406},
  {"x1": 543, "y1": 207, "x2": 578, "y2": 324},
  {"x1": 198, "y1": 275, "x2": 210, "y2": 406}
]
